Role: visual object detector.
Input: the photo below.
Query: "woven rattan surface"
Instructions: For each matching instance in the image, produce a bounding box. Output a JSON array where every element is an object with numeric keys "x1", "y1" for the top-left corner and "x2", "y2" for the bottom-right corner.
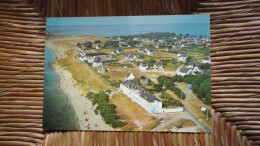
[{"x1": 0, "y1": 0, "x2": 260, "y2": 145}]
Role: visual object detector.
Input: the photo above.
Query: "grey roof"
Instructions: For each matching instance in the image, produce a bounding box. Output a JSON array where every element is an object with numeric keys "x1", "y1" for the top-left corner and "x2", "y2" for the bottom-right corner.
[
  {"x1": 94, "y1": 57, "x2": 102, "y2": 62},
  {"x1": 180, "y1": 68, "x2": 189, "y2": 73},
  {"x1": 126, "y1": 72, "x2": 132, "y2": 78},
  {"x1": 195, "y1": 62, "x2": 201, "y2": 65},
  {"x1": 117, "y1": 49, "x2": 123, "y2": 53},
  {"x1": 188, "y1": 63, "x2": 194, "y2": 66},
  {"x1": 154, "y1": 62, "x2": 163, "y2": 67},
  {"x1": 203, "y1": 57, "x2": 210, "y2": 60},
  {"x1": 121, "y1": 81, "x2": 160, "y2": 103}
]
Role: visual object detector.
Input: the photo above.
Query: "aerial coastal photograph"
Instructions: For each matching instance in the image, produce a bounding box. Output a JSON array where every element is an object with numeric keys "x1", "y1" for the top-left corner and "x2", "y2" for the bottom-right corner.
[{"x1": 43, "y1": 15, "x2": 212, "y2": 132}]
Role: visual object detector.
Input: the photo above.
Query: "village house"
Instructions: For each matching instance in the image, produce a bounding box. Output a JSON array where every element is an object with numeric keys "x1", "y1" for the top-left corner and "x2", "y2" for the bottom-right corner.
[
  {"x1": 153, "y1": 62, "x2": 164, "y2": 71},
  {"x1": 153, "y1": 44, "x2": 159, "y2": 48},
  {"x1": 135, "y1": 43, "x2": 143, "y2": 48},
  {"x1": 147, "y1": 49, "x2": 154, "y2": 55},
  {"x1": 202, "y1": 57, "x2": 211, "y2": 63},
  {"x1": 178, "y1": 54, "x2": 188, "y2": 62},
  {"x1": 177, "y1": 68, "x2": 191, "y2": 76},
  {"x1": 125, "y1": 53, "x2": 138, "y2": 61},
  {"x1": 125, "y1": 72, "x2": 135, "y2": 80},
  {"x1": 119, "y1": 41, "x2": 127, "y2": 47},
  {"x1": 139, "y1": 63, "x2": 148, "y2": 71},
  {"x1": 95, "y1": 45, "x2": 101, "y2": 49},
  {"x1": 92, "y1": 57, "x2": 102, "y2": 67},
  {"x1": 188, "y1": 63, "x2": 194, "y2": 69},
  {"x1": 97, "y1": 65, "x2": 106, "y2": 74}
]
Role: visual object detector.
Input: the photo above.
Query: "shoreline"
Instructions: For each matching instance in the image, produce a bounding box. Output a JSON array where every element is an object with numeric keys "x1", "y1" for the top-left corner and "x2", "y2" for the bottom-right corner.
[{"x1": 46, "y1": 39, "x2": 113, "y2": 131}]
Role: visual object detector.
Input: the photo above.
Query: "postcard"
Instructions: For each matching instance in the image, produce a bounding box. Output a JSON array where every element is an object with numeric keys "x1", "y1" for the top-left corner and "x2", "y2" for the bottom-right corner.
[{"x1": 43, "y1": 15, "x2": 212, "y2": 132}]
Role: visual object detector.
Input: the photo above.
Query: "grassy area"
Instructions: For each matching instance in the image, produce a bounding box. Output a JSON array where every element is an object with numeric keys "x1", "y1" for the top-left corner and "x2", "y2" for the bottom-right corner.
[
  {"x1": 57, "y1": 52, "x2": 111, "y2": 92},
  {"x1": 104, "y1": 68, "x2": 142, "y2": 80},
  {"x1": 175, "y1": 118, "x2": 197, "y2": 128},
  {"x1": 142, "y1": 117, "x2": 161, "y2": 131},
  {"x1": 111, "y1": 93, "x2": 156, "y2": 130}
]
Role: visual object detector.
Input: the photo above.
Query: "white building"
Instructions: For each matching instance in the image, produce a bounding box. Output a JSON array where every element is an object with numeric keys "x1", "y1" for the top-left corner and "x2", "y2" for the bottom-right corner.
[
  {"x1": 188, "y1": 63, "x2": 194, "y2": 69},
  {"x1": 147, "y1": 49, "x2": 154, "y2": 55},
  {"x1": 125, "y1": 53, "x2": 138, "y2": 61},
  {"x1": 92, "y1": 57, "x2": 102, "y2": 67},
  {"x1": 120, "y1": 81, "x2": 183, "y2": 114},
  {"x1": 120, "y1": 81, "x2": 163, "y2": 113},
  {"x1": 95, "y1": 45, "x2": 101, "y2": 49},
  {"x1": 125, "y1": 72, "x2": 135, "y2": 80},
  {"x1": 177, "y1": 68, "x2": 190, "y2": 76},
  {"x1": 202, "y1": 57, "x2": 211, "y2": 63},
  {"x1": 153, "y1": 62, "x2": 164, "y2": 72},
  {"x1": 178, "y1": 54, "x2": 188, "y2": 62},
  {"x1": 139, "y1": 63, "x2": 148, "y2": 71}
]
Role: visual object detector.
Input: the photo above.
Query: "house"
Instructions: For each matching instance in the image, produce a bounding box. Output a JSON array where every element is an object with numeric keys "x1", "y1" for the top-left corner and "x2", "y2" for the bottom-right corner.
[
  {"x1": 153, "y1": 62, "x2": 164, "y2": 71},
  {"x1": 125, "y1": 53, "x2": 138, "y2": 61},
  {"x1": 116, "y1": 49, "x2": 124, "y2": 54},
  {"x1": 153, "y1": 44, "x2": 159, "y2": 48},
  {"x1": 188, "y1": 63, "x2": 194, "y2": 69},
  {"x1": 177, "y1": 52, "x2": 183, "y2": 57},
  {"x1": 158, "y1": 39, "x2": 166, "y2": 44},
  {"x1": 202, "y1": 57, "x2": 211, "y2": 63},
  {"x1": 147, "y1": 49, "x2": 154, "y2": 55},
  {"x1": 125, "y1": 72, "x2": 135, "y2": 80},
  {"x1": 119, "y1": 41, "x2": 127, "y2": 47},
  {"x1": 95, "y1": 45, "x2": 101, "y2": 49},
  {"x1": 139, "y1": 63, "x2": 148, "y2": 71},
  {"x1": 178, "y1": 54, "x2": 188, "y2": 62},
  {"x1": 193, "y1": 66, "x2": 202, "y2": 73},
  {"x1": 177, "y1": 68, "x2": 190, "y2": 76},
  {"x1": 97, "y1": 65, "x2": 106, "y2": 74},
  {"x1": 92, "y1": 57, "x2": 102, "y2": 67},
  {"x1": 120, "y1": 81, "x2": 163, "y2": 113},
  {"x1": 135, "y1": 43, "x2": 143, "y2": 48}
]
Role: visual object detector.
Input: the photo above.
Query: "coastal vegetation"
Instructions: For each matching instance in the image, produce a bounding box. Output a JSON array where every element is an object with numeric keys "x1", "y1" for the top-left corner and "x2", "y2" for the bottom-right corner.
[{"x1": 87, "y1": 91, "x2": 125, "y2": 128}]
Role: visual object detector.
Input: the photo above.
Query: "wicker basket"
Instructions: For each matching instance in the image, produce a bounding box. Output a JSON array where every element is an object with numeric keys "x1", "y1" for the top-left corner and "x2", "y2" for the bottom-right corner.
[{"x1": 0, "y1": 0, "x2": 259, "y2": 145}]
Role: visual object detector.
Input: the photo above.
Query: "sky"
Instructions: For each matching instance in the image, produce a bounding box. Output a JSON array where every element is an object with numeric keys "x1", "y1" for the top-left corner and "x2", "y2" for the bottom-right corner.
[{"x1": 47, "y1": 14, "x2": 210, "y2": 26}]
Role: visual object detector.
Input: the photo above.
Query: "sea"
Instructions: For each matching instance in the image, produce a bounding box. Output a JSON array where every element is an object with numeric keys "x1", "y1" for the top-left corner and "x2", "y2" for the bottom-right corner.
[
  {"x1": 43, "y1": 47, "x2": 80, "y2": 130},
  {"x1": 46, "y1": 23, "x2": 210, "y2": 38}
]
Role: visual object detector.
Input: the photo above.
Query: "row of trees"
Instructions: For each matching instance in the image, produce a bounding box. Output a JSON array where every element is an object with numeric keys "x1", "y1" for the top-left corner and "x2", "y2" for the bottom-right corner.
[
  {"x1": 160, "y1": 91, "x2": 182, "y2": 108},
  {"x1": 86, "y1": 91, "x2": 125, "y2": 128},
  {"x1": 157, "y1": 76, "x2": 186, "y2": 100},
  {"x1": 160, "y1": 74, "x2": 211, "y2": 105}
]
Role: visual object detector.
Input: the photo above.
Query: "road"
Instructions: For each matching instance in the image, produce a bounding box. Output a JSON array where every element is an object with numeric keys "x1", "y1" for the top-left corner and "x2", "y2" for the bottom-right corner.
[{"x1": 132, "y1": 62, "x2": 211, "y2": 132}]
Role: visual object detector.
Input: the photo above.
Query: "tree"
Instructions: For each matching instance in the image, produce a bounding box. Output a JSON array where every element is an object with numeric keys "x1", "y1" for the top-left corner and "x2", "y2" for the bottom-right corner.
[
  {"x1": 186, "y1": 56, "x2": 191, "y2": 64},
  {"x1": 86, "y1": 92, "x2": 93, "y2": 98}
]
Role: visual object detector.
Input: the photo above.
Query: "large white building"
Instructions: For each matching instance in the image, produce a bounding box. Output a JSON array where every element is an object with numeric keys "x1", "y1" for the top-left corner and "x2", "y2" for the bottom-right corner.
[
  {"x1": 120, "y1": 81, "x2": 163, "y2": 113},
  {"x1": 120, "y1": 81, "x2": 184, "y2": 114}
]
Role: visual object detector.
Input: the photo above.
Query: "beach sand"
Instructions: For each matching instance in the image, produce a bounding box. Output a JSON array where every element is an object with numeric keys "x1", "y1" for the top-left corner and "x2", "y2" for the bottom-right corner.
[{"x1": 46, "y1": 37, "x2": 113, "y2": 130}]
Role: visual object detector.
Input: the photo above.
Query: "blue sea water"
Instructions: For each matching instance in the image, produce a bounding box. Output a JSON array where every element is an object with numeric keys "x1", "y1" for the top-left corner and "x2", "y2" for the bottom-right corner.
[
  {"x1": 46, "y1": 23, "x2": 210, "y2": 38},
  {"x1": 43, "y1": 47, "x2": 80, "y2": 130}
]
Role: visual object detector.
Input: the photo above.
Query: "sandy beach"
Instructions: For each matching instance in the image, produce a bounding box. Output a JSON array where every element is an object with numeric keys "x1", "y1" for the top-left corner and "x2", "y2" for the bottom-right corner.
[{"x1": 46, "y1": 37, "x2": 113, "y2": 130}]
